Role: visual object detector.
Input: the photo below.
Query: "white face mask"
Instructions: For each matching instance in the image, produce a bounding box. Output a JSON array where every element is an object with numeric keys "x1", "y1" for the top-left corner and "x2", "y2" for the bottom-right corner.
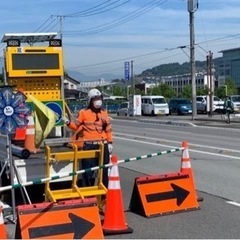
[{"x1": 93, "y1": 100, "x2": 102, "y2": 109}]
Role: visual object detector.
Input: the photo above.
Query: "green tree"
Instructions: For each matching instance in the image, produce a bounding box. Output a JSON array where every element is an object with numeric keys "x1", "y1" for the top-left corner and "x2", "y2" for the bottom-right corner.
[
  {"x1": 196, "y1": 86, "x2": 208, "y2": 95},
  {"x1": 182, "y1": 85, "x2": 192, "y2": 99},
  {"x1": 150, "y1": 83, "x2": 175, "y2": 100},
  {"x1": 215, "y1": 78, "x2": 238, "y2": 98},
  {"x1": 225, "y1": 78, "x2": 238, "y2": 95},
  {"x1": 112, "y1": 85, "x2": 123, "y2": 96}
]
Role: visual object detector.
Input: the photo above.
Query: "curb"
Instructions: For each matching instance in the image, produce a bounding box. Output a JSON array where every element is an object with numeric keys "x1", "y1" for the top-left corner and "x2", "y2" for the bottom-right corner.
[{"x1": 138, "y1": 119, "x2": 196, "y2": 127}]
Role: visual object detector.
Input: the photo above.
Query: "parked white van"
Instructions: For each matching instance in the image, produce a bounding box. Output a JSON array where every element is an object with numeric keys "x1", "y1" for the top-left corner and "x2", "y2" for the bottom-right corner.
[{"x1": 141, "y1": 95, "x2": 169, "y2": 116}]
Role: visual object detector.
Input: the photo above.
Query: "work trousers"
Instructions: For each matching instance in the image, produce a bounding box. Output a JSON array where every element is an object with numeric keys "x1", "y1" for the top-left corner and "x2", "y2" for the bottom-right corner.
[{"x1": 81, "y1": 142, "x2": 110, "y2": 188}]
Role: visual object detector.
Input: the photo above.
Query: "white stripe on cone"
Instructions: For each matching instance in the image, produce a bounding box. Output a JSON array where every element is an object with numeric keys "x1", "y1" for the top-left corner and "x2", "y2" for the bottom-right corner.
[
  {"x1": 181, "y1": 161, "x2": 191, "y2": 168},
  {"x1": 0, "y1": 212, "x2": 4, "y2": 224},
  {"x1": 108, "y1": 165, "x2": 121, "y2": 189},
  {"x1": 108, "y1": 180, "x2": 121, "y2": 189},
  {"x1": 26, "y1": 128, "x2": 35, "y2": 135},
  {"x1": 182, "y1": 149, "x2": 189, "y2": 158},
  {"x1": 27, "y1": 116, "x2": 34, "y2": 125}
]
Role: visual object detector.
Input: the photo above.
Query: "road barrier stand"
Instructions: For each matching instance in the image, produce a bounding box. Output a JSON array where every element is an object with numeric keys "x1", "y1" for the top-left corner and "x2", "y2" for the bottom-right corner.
[
  {"x1": 44, "y1": 142, "x2": 107, "y2": 208},
  {"x1": 15, "y1": 198, "x2": 104, "y2": 239},
  {"x1": 129, "y1": 141, "x2": 200, "y2": 218},
  {"x1": 102, "y1": 155, "x2": 133, "y2": 235}
]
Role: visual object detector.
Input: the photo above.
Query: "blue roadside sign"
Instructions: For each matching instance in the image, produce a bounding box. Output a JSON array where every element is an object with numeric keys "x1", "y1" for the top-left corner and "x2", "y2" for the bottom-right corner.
[{"x1": 124, "y1": 61, "x2": 130, "y2": 81}]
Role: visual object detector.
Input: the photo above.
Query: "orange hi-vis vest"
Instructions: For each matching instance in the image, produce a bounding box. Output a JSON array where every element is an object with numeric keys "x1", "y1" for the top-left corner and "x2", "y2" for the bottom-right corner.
[{"x1": 68, "y1": 108, "x2": 113, "y2": 146}]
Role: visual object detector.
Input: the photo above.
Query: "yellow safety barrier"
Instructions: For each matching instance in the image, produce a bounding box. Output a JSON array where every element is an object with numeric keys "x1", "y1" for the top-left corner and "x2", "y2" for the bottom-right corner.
[{"x1": 44, "y1": 142, "x2": 107, "y2": 207}]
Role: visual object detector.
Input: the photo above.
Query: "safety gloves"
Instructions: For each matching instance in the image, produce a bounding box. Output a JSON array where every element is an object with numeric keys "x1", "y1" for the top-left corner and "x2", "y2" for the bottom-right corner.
[
  {"x1": 108, "y1": 143, "x2": 113, "y2": 154},
  {"x1": 62, "y1": 116, "x2": 70, "y2": 125}
]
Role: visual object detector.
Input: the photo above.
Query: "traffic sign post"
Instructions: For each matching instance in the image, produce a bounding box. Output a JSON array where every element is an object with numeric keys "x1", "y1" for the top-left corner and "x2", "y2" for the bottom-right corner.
[{"x1": 0, "y1": 86, "x2": 31, "y2": 223}]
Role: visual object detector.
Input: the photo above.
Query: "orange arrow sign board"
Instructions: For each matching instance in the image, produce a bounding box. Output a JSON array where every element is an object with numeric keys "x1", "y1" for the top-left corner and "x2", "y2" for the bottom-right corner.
[
  {"x1": 130, "y1": 172, "x2": 199, "y2": 217},
  {"x1": 16, "y1": 198, "x2": 104, "y2": 239}
]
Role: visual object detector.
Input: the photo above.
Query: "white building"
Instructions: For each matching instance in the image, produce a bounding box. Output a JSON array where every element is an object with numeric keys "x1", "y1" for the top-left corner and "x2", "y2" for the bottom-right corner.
[{"x1": 141, "y1": 73, "x2": 215, "y2": 96}]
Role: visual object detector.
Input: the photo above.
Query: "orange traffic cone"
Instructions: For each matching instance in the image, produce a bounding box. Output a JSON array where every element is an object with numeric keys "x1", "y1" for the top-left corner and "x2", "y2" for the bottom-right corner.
[
  {"x1": 180, "y1": 141, "x2": 195, "y2": 182},
  {"x1": 102, "y1": 155, "x2": 133, "y2": 235},
  {"x1": 0, "y1": 207, "x2": 7, "y2": 239},
  {"x1": 181, "y1": 141, "x2": 203, "y2": 202},
  {"x1": 24, "y1": 114, "x2": 39, "y2": 153}
]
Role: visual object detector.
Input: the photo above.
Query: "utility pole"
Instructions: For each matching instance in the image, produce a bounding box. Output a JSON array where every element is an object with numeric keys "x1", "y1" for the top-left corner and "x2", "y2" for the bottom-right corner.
[
  {"x1": 59, "y1": 15, "x2": 63, "y2": 40},
  {"x1": 51, "y1": 14, "x2": 64, "y2": 41},
  {"x1": 206, "y1": 53, "x2": 210, "y2": 114},
  {"x1": 207, "y1": 51, "x2": 214, "y2": 116},
  {"x1": 209, "y1": 51, "x2": 213, "y2": 116},
  {"x1": 188, "y1": 0, "x2": 198, "y2": 120}
]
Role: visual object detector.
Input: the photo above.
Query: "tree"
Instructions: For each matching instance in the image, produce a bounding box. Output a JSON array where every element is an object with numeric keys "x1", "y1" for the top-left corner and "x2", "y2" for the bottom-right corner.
[
  {"x1": 182, "y1": 85, "x2": 192, "y2": 99},
  {"x1": 225, "y1": 78, "x2": 238, "y2": 95},
  {"x1": 150, "y1": 83, "x2": 175, "y2": 100},
  {"x1": 196, "y1": 85, "x2": 208, "y2": 96},
  {"x1": 112, "y1": 85, "x2": 123, "y2": 96},
  {"x1": 215, "y1": 78, "x2": 238, "y2": 98}
]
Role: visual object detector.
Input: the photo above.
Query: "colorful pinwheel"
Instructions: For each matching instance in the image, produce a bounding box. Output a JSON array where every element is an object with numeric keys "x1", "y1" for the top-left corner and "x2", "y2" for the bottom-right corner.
[{"x1": 0, "y1": 87, "x2": 31, "y2": 134}]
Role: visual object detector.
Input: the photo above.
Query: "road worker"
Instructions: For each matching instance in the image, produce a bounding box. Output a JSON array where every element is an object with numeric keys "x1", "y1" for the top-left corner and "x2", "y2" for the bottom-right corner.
[{"x1": 62, "y1": 88, "x2": 113, "y2": 188}]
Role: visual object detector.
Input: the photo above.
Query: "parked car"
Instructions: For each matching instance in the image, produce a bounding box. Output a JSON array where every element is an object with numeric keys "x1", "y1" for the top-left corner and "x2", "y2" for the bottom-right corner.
[
  {"x1": 141, "y1": 95, "x2": 169, "y2": 116},
  {"x1": 196, "y1": 95, "x2": 224, "y2": 113},
  {"x1": 169, "y1": 98, "x2": 192, "y2": 115},
  {"x1": 229, "y1": 95, "x2": 240, "y2": 113},
  {"x1": 117, "y1": 102, "x2": 129, "y2": 116}
]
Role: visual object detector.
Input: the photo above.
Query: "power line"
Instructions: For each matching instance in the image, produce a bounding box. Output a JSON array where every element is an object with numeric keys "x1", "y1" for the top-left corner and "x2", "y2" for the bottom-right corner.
[
  {"x1": 65, "y1": 0, "x2": 167, "y2": 36},
  {"x1": 33, "y1": 0, "x2": 130, "y2": 33},
  {"x1": 67, "y1": 48, "x2": 176, "y2": 69},
  {"x1": 34, "y1": 16, "x2": 52, "y2": 32},
  {"x1": 64, "y1": 0, "x2": 119, "y2": 17},
  {"x1": 65, "y1": 0, "x2": 130, "y2": 18}
]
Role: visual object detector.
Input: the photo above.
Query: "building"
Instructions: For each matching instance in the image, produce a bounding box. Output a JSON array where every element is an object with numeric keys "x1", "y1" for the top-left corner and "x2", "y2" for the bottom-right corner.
[
  {"x1": 163, "y1": 73, "x2": 215, "y2": 96},
  {"x1": 136, "y1": 72, "x2": 215, "y2": 97},
  {"x1": 217, "y1": 47, "x2": 240, "y2": 88},
  {"x1": 63, "y1": 74, "x2": 81, "y2": 99}
]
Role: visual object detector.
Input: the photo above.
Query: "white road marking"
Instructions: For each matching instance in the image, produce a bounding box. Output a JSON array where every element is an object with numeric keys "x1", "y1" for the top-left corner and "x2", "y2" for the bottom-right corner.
[
  {"x1": 115, "y1": 132, "x2": 240, "y2": 154},
  {"x1": 114, "y1": 134, "x2": 240, "y2": 160},
  {"x1": 226, "y1": 201, "x2": 240, "y2": 207}
]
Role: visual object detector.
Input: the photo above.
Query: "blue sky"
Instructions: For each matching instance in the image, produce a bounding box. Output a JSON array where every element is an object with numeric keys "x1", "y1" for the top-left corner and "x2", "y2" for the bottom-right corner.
[{"x1": 0, "y1": 0, "x2": 240, "y2": 79}]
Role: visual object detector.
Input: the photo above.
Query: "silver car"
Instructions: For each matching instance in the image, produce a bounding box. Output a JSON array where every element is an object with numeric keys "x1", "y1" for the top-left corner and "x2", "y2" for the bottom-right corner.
[{"x1": 117, "y1": 102, "x2": 129, "y2": 116}]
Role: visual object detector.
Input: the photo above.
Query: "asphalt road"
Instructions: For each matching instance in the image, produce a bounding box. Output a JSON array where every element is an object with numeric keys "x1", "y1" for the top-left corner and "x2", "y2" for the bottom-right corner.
[
  {"x1": 3, "y1": 113, "x2": 240, "y2": 239},
  {"x1": 4, "y1": 167, "x2": 240, "y2": 239}
]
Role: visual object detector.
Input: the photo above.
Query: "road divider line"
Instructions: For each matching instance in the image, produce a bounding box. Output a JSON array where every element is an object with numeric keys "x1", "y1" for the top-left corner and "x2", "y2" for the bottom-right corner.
[
  {"x1": 115, "y1": 132, "x2": 240, "y2": 154},
  {"x1": 115, "y1": 135, "x2": 240, "y2": 160}
]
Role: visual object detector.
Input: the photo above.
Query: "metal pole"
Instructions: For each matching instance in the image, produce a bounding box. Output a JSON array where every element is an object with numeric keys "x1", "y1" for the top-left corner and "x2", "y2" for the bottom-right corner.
[
  {"x1": 7, "y1": 135, "x2": 17, "y2": 222},
  {"x1": 209, "y1": 51, "x2": 213, "y2": 116},
  {"x1": 189, "y1": 11, "x2": 197, "y2": 120},
  {"x1": 207, "y1": 53, "x2": 210, "y2": 114}
]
